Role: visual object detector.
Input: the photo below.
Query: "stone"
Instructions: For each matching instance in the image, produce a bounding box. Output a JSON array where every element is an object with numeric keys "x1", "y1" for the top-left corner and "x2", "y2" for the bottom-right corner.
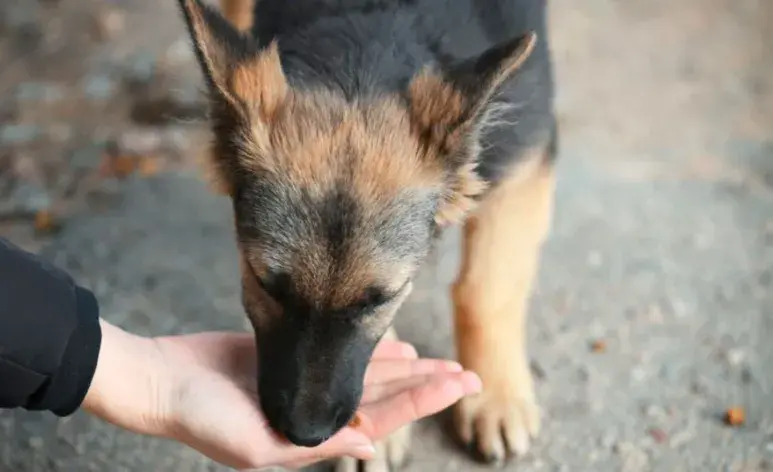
[
  {"x1": 124, "y1": 52, "x2": 157, "y2": 86},
  {"x1": 82, "y1": 74, "x2": 115, "y2": 100},
  {"x1": 92, "y1": 6, "x2": 125, "y2": 41},
  {"x1": 0, "y1": 182, "x2": 50, "y2": 217}
]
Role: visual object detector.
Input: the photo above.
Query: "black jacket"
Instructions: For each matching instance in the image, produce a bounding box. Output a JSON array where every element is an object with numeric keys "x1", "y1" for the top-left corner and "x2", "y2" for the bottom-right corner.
[{"x1": 0, "y1": 237, "x2": 102, "y2": 416}]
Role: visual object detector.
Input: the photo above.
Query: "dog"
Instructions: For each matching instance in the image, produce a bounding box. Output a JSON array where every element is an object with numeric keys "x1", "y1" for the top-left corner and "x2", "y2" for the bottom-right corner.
[{"x1": 175, "y1": 0, "x2": 557, "y2": 469}]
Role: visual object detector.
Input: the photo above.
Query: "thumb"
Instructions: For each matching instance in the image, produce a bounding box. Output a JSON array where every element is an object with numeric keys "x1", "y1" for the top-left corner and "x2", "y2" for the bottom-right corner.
[
  {"x1": 275, "y1": 429, "x2": 375, "y2": 469},
  {"x1": 319, "y1": 429, "x2": 376, "y2": 461}
]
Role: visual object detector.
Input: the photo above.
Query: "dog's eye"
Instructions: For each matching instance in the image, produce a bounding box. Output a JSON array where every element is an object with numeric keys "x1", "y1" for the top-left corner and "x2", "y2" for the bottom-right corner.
[
  {"x1": 363, "y1": 287, "x2": 388, "y2": 307},
  {"x1": 250, "y1": 266, "x2": 291, "y2": 302},
  {"x1": 353, "y1": 279, "x2": 410, "y2": 311}
]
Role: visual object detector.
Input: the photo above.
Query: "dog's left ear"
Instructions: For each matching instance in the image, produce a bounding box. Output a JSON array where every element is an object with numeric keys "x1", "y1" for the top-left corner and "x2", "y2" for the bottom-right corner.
[
  {"x1": 407, "y1": 31, "x2": 538, "y2": 225},
  {"x1": 177, "y1": 0, "x2": 288, "y2": 121}
]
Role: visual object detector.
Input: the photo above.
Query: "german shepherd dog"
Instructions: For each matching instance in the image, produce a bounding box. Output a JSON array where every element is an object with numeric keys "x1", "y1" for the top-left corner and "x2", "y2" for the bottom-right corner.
[{"x1": 176, "y1": 0, "x2": 556, "y2": 468}]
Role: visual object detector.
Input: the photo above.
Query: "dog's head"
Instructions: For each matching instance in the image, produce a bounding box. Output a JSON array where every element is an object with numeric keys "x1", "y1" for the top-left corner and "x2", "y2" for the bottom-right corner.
[{"x1": 177, "y1": 0, "x2": 537, "y2": 447}]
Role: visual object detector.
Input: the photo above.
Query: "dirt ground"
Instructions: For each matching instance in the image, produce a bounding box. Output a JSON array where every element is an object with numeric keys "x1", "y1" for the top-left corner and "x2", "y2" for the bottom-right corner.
[{"x1": 1, "y1": 0, "x2": 771, "y2": 471}]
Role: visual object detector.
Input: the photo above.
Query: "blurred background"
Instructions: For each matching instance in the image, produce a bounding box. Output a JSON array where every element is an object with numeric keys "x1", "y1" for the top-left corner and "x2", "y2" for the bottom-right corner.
[{"x1": 0, "y1": 0, "x2": 771, "y2": 470}]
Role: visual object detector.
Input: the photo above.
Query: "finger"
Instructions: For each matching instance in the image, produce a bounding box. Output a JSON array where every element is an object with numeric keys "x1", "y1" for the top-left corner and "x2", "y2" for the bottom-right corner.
[
  {"x1": 363, "y1": 358, "x2": 462, "y2": 386},
  {"x1": 359, "y1": 371, "x2": 483, "y2": 441},
  {"x1": 371, "y1": 340, "x2": 418, "y2": 360},
  {"x1": 361, "y1": 374, "x2": 432, "y2": 404}
]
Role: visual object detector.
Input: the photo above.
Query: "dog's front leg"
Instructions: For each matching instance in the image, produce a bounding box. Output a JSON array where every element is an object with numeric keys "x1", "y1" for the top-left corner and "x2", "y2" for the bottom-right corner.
[{"x1": 453, "y1": 156, "x2": 555, "y2": 465}]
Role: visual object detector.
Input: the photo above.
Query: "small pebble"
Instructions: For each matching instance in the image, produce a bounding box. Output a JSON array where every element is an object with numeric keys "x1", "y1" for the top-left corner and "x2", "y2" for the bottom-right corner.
[
  {"x1": 92, "y1": 7, "x2": 125, "y2": 40},
  {"x1": 1, "y1": 183, "x2": 50, "y2": 216},
  {"x1": 164, "y1": 38, "x2": 195, "y2": 66},
  {"x1": 27, "y1": 437, "x2": 44, "y2": 450},
  {"x1": 630, "y1": 366, "x2": 648, "y2": 383},
  {"x1": 725, "y1": 348, "x2": 745, "y2": 366},
  {"x1": 530, "y1": 360, "x2": 547, "y2": 380},
  {"x1": 116, "y1": 128, "x2": 163, "y2": 155},
  {"x1": 125, "y1": 52, "x2": 157, "y2": 85},
  {"x1": 670, "y1": 428, "x2": 695, "y2": 447},
  {"x1": 643, "y1": 404, "x2": 666, "y2": 418},
  {"x1": 648, "y1": 428, "x2": 668, "y2": 444},
  {"x1": 82, "y1": 74, "x2": 116, "y2": 100},
  {"x1": 659, "y1": 364, "x2": 678, "y2": 382}
]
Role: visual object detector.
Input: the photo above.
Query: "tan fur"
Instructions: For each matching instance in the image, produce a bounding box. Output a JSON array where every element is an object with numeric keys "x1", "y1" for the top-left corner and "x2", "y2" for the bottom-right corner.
[
  {"x1": 452, "y1": 146, "x2": 555, "y2": 461},
  {"x1": 405, "y1": 33, "x2": 538, "y2": 228},
  {"x1": 231, "y1": 93, "x2": 444, "y2": 309},
  {"x1": 220, "y1": 0, "x2": 254, "y2": 31},
  {"x1": 236, "y1": 93, "x2": 442, "y2": 196},
  {"x1": 231, "y1": 42, "x2": 289, "y2": 120},
  {"x1": 407, "y1": 69, "x2": 467, "y2": 151}
]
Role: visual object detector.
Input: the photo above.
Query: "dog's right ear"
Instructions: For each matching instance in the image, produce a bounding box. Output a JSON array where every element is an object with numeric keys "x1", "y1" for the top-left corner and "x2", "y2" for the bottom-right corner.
[
  {"x1": 177, "y1": 0, "x2": 289, "y2": 195},
  {"x1": 177, "y1": 0, "x2": 288, "y2": 120}
]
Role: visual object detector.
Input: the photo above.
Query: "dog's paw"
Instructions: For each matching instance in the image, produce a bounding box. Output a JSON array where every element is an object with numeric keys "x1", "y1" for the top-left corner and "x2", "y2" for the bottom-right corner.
[
  {"x1": 454, "y1": 391, "x2": 541, "y2": 465},
  {"x1": 334, "y1": 424, "x2": 411, "y2": 472}
]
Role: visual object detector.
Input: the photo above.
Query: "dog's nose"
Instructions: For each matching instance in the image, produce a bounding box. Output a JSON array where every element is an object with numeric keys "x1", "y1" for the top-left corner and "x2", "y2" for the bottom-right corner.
[
  {"x1": 280, "y1": 426, "x2": 332, "y2": 448},
  {"x1": 276, "y1": 404, "x2": 348, "y2": 447}
]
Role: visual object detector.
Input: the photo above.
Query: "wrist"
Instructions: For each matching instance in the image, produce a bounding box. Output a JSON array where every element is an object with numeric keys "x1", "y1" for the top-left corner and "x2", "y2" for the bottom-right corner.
[{"x1": 81, "y1": 320, "x2": 171, "y2": 437}]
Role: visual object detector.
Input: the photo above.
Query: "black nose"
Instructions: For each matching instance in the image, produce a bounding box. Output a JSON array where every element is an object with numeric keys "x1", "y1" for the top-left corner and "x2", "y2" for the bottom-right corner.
[
  {"x1": 281, "y1": 428, "x2": 330, "y2": 448},
  {"x1": 275, "y1": 404, "x2": 349, "y2": 448}
]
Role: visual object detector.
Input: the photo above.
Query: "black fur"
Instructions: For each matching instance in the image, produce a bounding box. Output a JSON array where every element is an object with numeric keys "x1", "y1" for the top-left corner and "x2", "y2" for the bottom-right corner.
[{"x1": 252, "y1": 0, "x2": 556, "y2": 186}]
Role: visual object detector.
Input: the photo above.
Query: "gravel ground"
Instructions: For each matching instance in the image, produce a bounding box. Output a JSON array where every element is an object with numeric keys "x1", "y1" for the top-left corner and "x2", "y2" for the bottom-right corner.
[{"x1": 1, "y1": 0, "x2": 771, "y2": 471}]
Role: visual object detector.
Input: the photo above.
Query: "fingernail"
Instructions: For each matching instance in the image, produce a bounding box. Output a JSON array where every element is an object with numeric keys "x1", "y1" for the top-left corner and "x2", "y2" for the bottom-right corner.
[
  {"x1": 353, "y1": 443, "x2": 376, "y2": 458},
  {"x1": 402, "y1": 344, "x2": 418, "y2": 358},
  {"x1": 463, "y1": 372, "x2": 483, "y2": 394},
  {"x1": 444, "y1": 361, "x2": 463, "y2": 372}
]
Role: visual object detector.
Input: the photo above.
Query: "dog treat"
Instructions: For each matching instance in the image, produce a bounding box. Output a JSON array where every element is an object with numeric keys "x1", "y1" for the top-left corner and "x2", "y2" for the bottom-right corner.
[
  {"x1": 723, "y1": 407, "x2": 745, "y2": 427},
  {"x1": 590, "y1": 339, "x2": 607, "y2": 353},
  {"x1": 348, "y1": 413, "x2": 362, "y2": 428}
]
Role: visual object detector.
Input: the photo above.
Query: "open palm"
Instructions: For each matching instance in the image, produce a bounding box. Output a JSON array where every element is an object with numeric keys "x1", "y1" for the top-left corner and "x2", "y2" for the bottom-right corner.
[{"x1": 156, "y1": 332, "x2": 481, "y2": 470}]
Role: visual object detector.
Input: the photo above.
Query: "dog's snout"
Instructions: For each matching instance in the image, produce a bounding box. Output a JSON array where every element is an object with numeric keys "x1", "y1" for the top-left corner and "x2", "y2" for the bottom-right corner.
[
  {"x1": 254, "y1": 318, "x2": 375, "y2": 448},
  {"x1": 269, "y1": 394, "x2": 350, "y2": 447}
]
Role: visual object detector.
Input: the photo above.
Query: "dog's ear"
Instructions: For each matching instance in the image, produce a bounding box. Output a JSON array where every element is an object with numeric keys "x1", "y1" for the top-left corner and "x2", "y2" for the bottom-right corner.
[
  {"x1": 177, "y1": 0, "x2": 288, "y2": 120},
  {"x1": 407, "y1": 31, "x2": 538, "y2": 225}
]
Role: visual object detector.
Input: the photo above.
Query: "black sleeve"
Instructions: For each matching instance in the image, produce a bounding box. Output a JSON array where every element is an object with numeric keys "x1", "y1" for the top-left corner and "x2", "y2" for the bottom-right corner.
[{"x1": 0, "y1": 237, "x2": 102, "y2": 417}]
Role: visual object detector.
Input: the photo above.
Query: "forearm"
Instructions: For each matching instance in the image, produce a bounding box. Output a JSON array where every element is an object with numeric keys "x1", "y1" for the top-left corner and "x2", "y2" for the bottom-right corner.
[
  {"x1": 0, "y1": 237, "x2": 101, "y2": 415},
  {"x1": 81, "y1": 319, "x2": 167, "y2": 436}
]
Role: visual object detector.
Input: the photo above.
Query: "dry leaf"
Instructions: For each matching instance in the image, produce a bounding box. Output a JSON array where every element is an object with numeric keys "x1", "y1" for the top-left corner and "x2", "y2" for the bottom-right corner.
[
  {"x1": 34, "y1": 210, "x2": 57, "y2": 233},
  {"x1": 138, "y1": 155, "x2": 160, "y2": 176},
  {"x1": 590, "y1": 339, "x2": 607, "y2": 353},
  {"x1": 724, "y1": 407, "x2": 745, "y2": 427}
]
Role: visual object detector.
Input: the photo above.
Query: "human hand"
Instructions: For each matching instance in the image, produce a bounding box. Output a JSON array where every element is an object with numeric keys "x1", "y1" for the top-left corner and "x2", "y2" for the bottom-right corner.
[{"x1": 82, "y1": 320, "x2": 482, "y2": 470}]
